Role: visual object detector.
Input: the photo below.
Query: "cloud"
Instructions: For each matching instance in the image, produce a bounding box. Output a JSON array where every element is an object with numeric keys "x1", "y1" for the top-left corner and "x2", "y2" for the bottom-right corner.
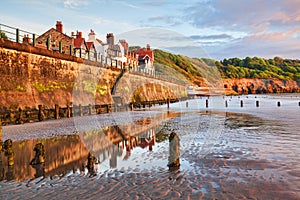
[
  {"x1": 63, "y1": 0, "x2": 90, "y2": 8},
  {"x1": 190, "y1": 34, "x2": 233, "y2": 40},
  {"x1": 142, "y1": 0, "x2": 166, "y2": 6},
  {"x1": 144, "y1": 15, "x2": 182, "y2": 27}
]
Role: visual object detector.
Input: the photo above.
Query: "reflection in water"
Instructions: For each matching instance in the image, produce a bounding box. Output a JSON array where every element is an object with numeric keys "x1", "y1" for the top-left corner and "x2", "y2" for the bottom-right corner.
[
  {"x1": 168, "y1": 132, "x2": 180, "y2": 170},
  {"x1": 30, "y1": 143, "x2": 45, "y2": 165},
  {"x1": 0, "y1": 139, "x2": 15, "y2": 181},
  {"x1": 87, "y1": 152, "x2": 97, "y2": 176},
  {"x1": 0, "y1": 120, "x2": 168, "y2": 182}
]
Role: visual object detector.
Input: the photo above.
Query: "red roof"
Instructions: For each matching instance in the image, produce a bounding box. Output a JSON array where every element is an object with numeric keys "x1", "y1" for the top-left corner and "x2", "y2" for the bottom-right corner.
[
  {"x1": 86, "y1": 42, "x2": 95, "y2": 50},
  {"x1": 136, "y1": 47, "x2": 154, "y2": 60},
  {"x1": 74, "y1": 37, "x2": 85, "y2": 48}
]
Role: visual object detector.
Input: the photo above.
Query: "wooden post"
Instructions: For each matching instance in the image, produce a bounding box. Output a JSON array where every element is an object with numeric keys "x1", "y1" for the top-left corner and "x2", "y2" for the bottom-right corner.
[
  {"x1": 55, "y1": 104, "x2": 59, "y2": 119},
  {"x1": 206, "y1": 99, "x2": 209, "y2": 108},
  {"x1": 298, "y1": 102, "x2": 300, "y2": 107},
  {"x1": 240, "y1": 100, "x2": 244, "y2": 107},
  {"x1": 38, "y1": 105, "x2": 44, "y2": 121},
  {"x1": 167, "y1": 98, "x2": 170, "y2": 109},
  {"x1": 277, "y1": 101, "x2": 281, "y2": 107},
  {"x1": 130, "y1": 103, "x2": 134, "y2": 111},
  {"x1": 67, "y1": 104, "x2": 71, "y2": 118},
  {"x1": 256, "y1": 100, "x2": 259, "y2": 107},
  {"x1": 225, "y1": 100, "x2": 228, "y2": 108},
  {"x1": 0, "y1": 119, "x2": 2, "y2": 141},
  {"x1": 88, "y1": 104, "x2": 92, "y2": 115},
  {"x1": 186, "y1": 102, "x2": 188, "y2": 108},
  {"x1": 79, "y1": 104, "x2": 83, "y2": 116},
  {"x1": 106, "y1": 105, "x2": 109, "y2": 113}
]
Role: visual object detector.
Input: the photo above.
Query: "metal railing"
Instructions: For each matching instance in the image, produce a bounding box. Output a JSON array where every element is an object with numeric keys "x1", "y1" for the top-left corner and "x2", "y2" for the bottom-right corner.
[{"x1": 0, "y1": 23, "x2": 39, "y2": 45}]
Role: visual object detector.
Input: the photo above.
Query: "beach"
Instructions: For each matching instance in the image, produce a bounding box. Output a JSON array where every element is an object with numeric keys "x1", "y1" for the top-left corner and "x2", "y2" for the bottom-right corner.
[{"x1": 0, "y1": 94, "x2": 299, "y2": 199}]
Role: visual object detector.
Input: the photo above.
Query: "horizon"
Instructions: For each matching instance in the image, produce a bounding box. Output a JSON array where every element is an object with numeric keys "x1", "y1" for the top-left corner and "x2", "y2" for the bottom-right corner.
[{"x1": 1, "y1": 0, "x2": 300, "y2": 60}]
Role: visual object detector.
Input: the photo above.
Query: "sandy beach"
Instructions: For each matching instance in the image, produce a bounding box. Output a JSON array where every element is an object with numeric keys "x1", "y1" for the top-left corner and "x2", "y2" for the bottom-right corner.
[{"x1": 0, "y1": 94, "x2": 300, "y2": 199}]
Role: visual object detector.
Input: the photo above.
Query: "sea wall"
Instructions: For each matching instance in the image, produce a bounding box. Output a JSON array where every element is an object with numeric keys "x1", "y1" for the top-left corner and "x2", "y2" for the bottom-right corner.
[
  {"x1": 0, "y1": 39, "x2": 186, "y2": 111},
  {"x1": 223, "y1": 78, "x2": 300, "y2": 95}
]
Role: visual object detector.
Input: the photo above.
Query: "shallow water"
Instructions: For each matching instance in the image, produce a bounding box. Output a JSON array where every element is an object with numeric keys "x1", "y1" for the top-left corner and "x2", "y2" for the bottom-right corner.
[{"x1": 0, "y1": 94, "x2": 299, "y2": 199}]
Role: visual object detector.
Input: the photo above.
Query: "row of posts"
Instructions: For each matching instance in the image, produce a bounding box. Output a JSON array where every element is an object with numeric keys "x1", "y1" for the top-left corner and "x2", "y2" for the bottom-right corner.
[{"x1": 183, "y1": 99, "x2": 300, "y2": 108}]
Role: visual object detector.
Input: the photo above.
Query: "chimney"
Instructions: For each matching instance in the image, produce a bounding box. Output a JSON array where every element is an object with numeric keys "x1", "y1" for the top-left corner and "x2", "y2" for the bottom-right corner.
[
  {"x1": 146, "y1": 44, "x2": 150, "y2": 51},
  {"x1": 76, "y1": 31, "x2": 82, "y2": 39},
  {"x1": 106, "y1": 33, "x2": 114, "y2": 45},
  {"x1": 88, "y1": 29, "x2": 96, "y2": 41},
  {"x1": 56, "y1": 21, "x2": 63, "y2": 33},
  {"x1": 22, "y1": 34, "x2": 31, "y2": 44}
]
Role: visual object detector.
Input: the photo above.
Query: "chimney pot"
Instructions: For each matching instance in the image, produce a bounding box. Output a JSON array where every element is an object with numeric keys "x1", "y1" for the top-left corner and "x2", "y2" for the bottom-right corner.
[{"x1": 56, "y1": 21, "x2": 63, "y2": 33}]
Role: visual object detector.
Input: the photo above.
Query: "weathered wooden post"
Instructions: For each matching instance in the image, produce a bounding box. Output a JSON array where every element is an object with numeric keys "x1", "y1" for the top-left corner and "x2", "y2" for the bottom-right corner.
[
  {"x1": 130, "y1": 103, "x2": 134, "y2": 111},
  {"x1": 167, "y1": 98, "x2": 170, "y2": 109},
  {"x1": 3, "y1": 139, "x2": 14, "y2": 166},
  {"x1": 225, "y1": 100, "x2": 228, "y2": 108},
  {"x1": 79, "y1": 48, "x2": 82, "y2": 58},
  {"x1": 16, "y1": 28, "x2": 20, "y2": 43},
  {"x1": 299, "y1": 102, "x2": 300, "y2": 107},
  {"x1": 38, "y1": 105, "x2": 44, "y2": 121},
  {"x1": 55, "y1": 104, "x2": 59, "y2": 119},
  {"x1": 186, "y1": 102, "x2": 188, "y2": 108},
  {"x1": 79, "y1": 104, "x2": 83, "y2": 116},
  {"x1": 67, "y1": 103, "x2": 71, "y2": 118},
  {"x1": 88, "y1": 104, "x2": 92, "y2": 115},
  {"x1": 206, "y1": 99, "x2": 209, "y2": 108},
  {"x1": 32, "y1": 33, "x2": 36, "y2": 47},
  {"x1": 256, "y1": 100, "x2": 259, "y2": 107},
  {"x1": 240, "y1": 100, "x2": 244, "y2": 107},
  {"x1": 277, "y1": 101, "x2": 281, "y2": 107},
  {"x1": 0, "y1": 119, "x2": 2, "y2": 142},
  {"x1": 106, "y1": 104, "x2": 109, "y2": 113},
  {"x1": 168, "y1": 132, "x2": 180, "y2": 170}
]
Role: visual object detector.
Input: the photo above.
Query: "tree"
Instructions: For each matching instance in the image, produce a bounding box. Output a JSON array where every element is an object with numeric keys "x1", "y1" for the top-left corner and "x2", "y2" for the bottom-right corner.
[{"x1": 0, "y1": 30, "x2": 8, "y2": 40}]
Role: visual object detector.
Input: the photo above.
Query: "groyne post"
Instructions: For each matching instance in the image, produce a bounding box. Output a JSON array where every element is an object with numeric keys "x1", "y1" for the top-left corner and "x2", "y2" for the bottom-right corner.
[
  {"x1": 240, "y1": 100, "x2": 244, "y2": 107},
  {"x1": 298, "y1": 102, "x2": 300, "y2": 107},
  {"x1": 186, "y1": 102, "x2": 188, "y2": 108},
  {"x1": 277, "y1": 101, "x2": 281, "y2": 107},
  {"x1": 38, "y1": 105, "x2": 44, "y2": 121},
  {"x1": 167, "y1": 98, "x2": 170, "y2": 109},
  {"x1": 206, "y1": 99, "x2": 209, "y2": 108},
  {"x1": 0, "y1": 119, "x2": 2, "y2": 141},
  {"x1": 67, "y1": 103, "x2": 71, "y2": 118},
  {"x1": 79, "y1": 104, "x2": 83, "y2": 116},
  {"x1": 130, "y1": 103, "x2": 134, "y2": 111},
  {"x1": 256, "y1": 100, "x2": 259, "y2": 107},
  {"x1": 88, "y1": 104, "x2": 92, "y2": 115},
  {"x1": 225, "y1": 100, "x2": 228, "y2": 108},
  {"x1": 55, "y1": 104, "x2": 59, "y2": 119}
]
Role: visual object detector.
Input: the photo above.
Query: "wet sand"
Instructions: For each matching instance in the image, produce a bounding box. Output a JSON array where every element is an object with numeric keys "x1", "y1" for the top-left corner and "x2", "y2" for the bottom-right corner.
[{"x1": 1, "y1": 96, "x2": 300, "y2": 199}]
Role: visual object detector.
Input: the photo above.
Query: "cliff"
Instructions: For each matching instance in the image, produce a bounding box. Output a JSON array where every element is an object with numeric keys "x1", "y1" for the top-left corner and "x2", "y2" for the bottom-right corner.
[{"x1": 223, "y1": 78, "x2": 300, "y2": 95}]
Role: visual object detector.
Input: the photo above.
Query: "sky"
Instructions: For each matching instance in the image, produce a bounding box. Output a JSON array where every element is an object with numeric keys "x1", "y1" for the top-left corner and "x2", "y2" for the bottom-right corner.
[{"x1": 1, "y1": 0, "x2": 300, "y2": 60}]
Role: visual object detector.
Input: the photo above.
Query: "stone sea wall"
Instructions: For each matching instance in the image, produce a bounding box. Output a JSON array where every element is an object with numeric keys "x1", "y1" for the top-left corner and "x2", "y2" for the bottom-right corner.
[{"x1": 0, "y1": 39, "x2": 186, "y2": 112}]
